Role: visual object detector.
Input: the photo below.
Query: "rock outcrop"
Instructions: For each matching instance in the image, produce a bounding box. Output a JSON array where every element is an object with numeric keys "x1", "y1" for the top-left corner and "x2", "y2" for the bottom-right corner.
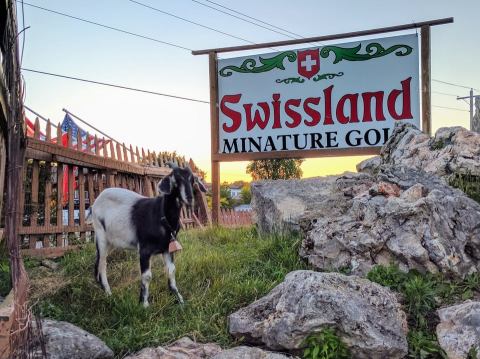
[
  {"x1": 212, "y1": 346, "x2": 292, "y2": 359},
  {"x1": 436, "y1": 301, "x2": 480, "y2": 359},
  {"x1": 251, "y1": 175, "x2": 340, "y2": 233},
  {"x1": 357, "y1": 124, "x2": 480, "y2": 178},
  {"x1": 33, "y1": 319, "x2": 114, "y2": 359},
  {"x1": 229, "y1": 270, "x2": 408, "y2": 359},
  {"x1": 299, "y1": 165, "x2": 480, "y2": 277},
  {"x1": 124, "y1": 337, "x2": 222, "y2": 359}
]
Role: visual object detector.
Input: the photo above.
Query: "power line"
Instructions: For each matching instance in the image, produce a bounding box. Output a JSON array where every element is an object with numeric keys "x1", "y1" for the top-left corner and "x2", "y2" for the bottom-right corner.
[
  {"x1": 432, "y1": 91, "x2": 459, "y2": 97},
  {"x1": 19, "y1": 1, "x2": 192, "y2": 51},
  {"x1": 127, "y1": 0, "x2": 257, "y2": 45},
  {"x1": 432, "y1": 105, "x2": 469, "y2": 112},
  {"x1": 202, "y1": 0, "x2": 307, "y2": 40},
  {"x1": 432, "y1": 78, "x2": 479, "y2": 92},
  {"x1": 190, "y1": 0, "x2": 296, "y2": 39},
  {"x1": 22, "y1": 68, "x2": 210, "y2": 104}
]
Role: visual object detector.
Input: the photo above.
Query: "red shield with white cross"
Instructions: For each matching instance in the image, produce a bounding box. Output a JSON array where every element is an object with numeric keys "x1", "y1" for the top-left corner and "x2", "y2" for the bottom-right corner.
[{"x1": 297, "y1": 49, "x2": 320, "y2": 79}]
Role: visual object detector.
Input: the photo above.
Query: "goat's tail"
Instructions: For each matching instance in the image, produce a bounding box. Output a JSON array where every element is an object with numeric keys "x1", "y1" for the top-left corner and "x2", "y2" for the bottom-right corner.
[{"x1": 85, "y1": 207, "x2": 93, "y2": 225}]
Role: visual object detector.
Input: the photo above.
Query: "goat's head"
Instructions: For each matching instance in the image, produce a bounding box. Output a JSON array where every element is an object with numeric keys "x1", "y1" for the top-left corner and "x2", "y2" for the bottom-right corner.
[{"x1": 158, "y1": 163, "x2": 207, "y2": 207}]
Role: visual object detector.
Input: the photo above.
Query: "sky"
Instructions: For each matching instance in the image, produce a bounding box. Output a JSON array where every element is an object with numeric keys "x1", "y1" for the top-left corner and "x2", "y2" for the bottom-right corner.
[{"x1": 18, "y1": 0, "x2": 478, "y2": 182}]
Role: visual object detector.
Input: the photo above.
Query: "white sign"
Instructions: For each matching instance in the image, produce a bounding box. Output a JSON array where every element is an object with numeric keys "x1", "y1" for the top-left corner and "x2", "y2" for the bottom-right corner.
[{"x1": 217, "y1": 34, "x2": 420, "y2": 155}]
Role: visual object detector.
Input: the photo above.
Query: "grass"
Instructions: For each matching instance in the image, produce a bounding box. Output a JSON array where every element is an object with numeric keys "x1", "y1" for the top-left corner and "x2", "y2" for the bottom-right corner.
[
  {"x1": 33, "y1": 227, "x2": 307, "y2": 357},
  {"x1": 449, "y1": 172, "x2": 480, "y2": 203},
  {"x1": 0, "y1": 239, "x2": 11, "y2": 297},
  {"x1": 367, "y1": 264, "x2": 480, "y2": 358}
]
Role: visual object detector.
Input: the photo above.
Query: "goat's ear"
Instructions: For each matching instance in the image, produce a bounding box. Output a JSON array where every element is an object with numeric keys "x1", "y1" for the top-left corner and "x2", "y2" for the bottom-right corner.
[
  {"x1": 195, "y1": 177, "x2": 207, "y2": 193},
  {"x1": 158, "y1": 175, "x2": 175, "y2": 194}
]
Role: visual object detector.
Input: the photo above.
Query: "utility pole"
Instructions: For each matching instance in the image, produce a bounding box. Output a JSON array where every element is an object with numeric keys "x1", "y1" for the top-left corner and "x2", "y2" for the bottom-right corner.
[{"x1": 457, "y1": 88, "x2": 480, "y2": 130}]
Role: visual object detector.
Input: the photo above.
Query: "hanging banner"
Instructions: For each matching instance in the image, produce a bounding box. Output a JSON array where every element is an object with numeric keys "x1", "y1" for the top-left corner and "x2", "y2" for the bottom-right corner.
[{"x1": 217, "y1": 34, "x2": 420, "y2": 156}]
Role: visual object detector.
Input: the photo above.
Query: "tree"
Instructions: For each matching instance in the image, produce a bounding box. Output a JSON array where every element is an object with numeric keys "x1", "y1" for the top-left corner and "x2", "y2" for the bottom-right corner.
[
  {"x1": 240, "y1": 183, "x2": 251, "y2": 204},
  {"x1": 246, "y1": 159, "x2": 304, "y2": 181}
]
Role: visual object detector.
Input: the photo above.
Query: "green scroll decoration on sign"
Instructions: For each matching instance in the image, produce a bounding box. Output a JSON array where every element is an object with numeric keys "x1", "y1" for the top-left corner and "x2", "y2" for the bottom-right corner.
[
  {"x1": 275, "y1": 77, "x2": 305, "y2": 84},
  {"x1": 312, "y1": 72, "x2": 344, "y2": 82},
  {"x1": 219, "y1": 51, "x2": 297, "y2": 77},
  {"x1": 320, "y1": 43, "x2": 412, "y2": 64}
]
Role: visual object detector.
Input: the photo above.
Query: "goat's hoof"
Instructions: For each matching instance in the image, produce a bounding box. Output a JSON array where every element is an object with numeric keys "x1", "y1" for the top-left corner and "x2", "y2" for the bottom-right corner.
[
  {"x1": 105, "y1": 289, "x2": 112, "y2": 296},
  {"x1": 142, "y1": 301, "x2": 150, "y2": 308},
  {"x1": 177, "y1": 295, "x2": 185, "y2": 305}
]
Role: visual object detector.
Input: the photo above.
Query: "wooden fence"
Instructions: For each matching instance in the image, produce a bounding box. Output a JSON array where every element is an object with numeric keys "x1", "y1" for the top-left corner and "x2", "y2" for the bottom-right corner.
[
  {"x1": 19, "y1": 118, "x2": 210, "y2": 258},
  {"x1": 218, "y1": 208, "x2": 252, "y2": 227}
]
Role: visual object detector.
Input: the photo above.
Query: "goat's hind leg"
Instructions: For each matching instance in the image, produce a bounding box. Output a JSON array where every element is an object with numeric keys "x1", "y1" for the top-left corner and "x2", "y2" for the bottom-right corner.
[
  {"x1": 163, "y1": 252, "x2": 184, "y2": 304},
  {"x1": 95, "y1": 232, "x2": 112, "y2": 295},
  {"x1": 139, "y1": 251, "x2": 152, "y2": 308}
]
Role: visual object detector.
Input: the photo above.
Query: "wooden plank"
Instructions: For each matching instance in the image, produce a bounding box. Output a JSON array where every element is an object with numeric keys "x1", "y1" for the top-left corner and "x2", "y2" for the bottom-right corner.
[
  {"x1": 67, "y1": 128, "x2": 73, "y2": 148},
  {"x1": 56, "y1": 163, "x2": 64, "y2": 246},
  {"x1": 110, "y1": 140, "x2": 116, "y2": 160},
  {"x1": 88, "y1": 172, "x2": 95, "y2": 206},
  {"x1": 116, "y1": 142, "x2": 123, "y2": 162},
  {"x1": 22, "y1": 245, "x2": 81, "y2": 259},
  {"x1": 78, "y1": 169, "x2": 85, "y2": 226},
  {"x1": 56, "y1": 122, "x2": 62, "y2": 146},
  {"x1": 136, "y1": 146, "x2": 140, "y2": 164},
  {"x1": 34, "y1": 118, "x2": 40, "y2": 139},
  {"x1": 213, "y1": 146, "x2": 381, "y2": 162},
  {"x1": 192, "y1": 17, "x2": 454, "y2": 55},
  {"x1": 209, "y1": 52, "x2": 220, "y2": 225},
  {"x1": 68, "y1": 165, "x2": 75, "y2": 227},
  {"x1": 78, "y1": 169, "x2": 86, "y2": 243},
  {"x1": 123, "y1": 143, "x2": 129, "y2": 163},
  {"x1": 44, "y1": 162, "x2": 52, "y2": 242},
  {"x1": 98, "y1": 172, "x2": 104, "y2": 194},
  {"x1": 77, "y1": 130, "x2": 82, "y2": 151},
  {"x1": 46, "y1": 119, "x2": 52, "y2": 142},
  {"x1": 94, "y1": 135, "x2": 99, "y2": 155},
  {"x1": 421, "y1": 25, "x2": 432, "y2": 136},
  {"x1": 19, "y1": 225, "x2": 93, "y2": 235},
  {"x1": 31, "y1": 160, "x2": 40, "y2": 226},
  {"x1": 130, "y1": 145, "x2": 135, "y2": 163},
  {"x1": 103, "y1": 137, "x2": 109, "y2": 158}
]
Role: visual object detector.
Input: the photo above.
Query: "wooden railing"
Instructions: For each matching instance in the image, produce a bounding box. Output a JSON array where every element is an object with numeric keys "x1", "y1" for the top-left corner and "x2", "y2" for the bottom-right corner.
[
  {"x1": 218, "y1": 208, "x2": 253, "y2": 228},
  {"x1": 19, "y1": 118, "x2": 209, "y2": 258}
]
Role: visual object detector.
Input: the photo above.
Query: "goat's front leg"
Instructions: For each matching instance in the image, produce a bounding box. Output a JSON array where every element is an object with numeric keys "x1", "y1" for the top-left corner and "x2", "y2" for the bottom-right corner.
[
  {"x1": 162, "y1": 252, "x2": 184, "y2": 304},
  {"x1": 139, "y1": 251, "x2": 152, "y2": 308}
]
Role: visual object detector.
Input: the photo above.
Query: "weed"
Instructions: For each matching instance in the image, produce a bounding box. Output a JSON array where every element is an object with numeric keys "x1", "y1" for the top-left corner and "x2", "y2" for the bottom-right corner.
[
  {"x1": 448, "y1": 172, "x2": 480, "y2": 203},
  {"x1": 303, "y1": 328, "x2": 350, "y2": 359},
  {"x1": 407, "y1": 330, "x2": 447, "y2": 359},
  {"x1": 467, "y1": 346, "x2": 479, "y2": 359}
]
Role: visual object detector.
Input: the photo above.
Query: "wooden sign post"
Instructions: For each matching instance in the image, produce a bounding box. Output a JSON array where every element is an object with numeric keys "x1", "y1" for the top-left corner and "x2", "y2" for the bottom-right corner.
[{"x1": 193, "y1": 18, "x2": 453, "y2": 225}]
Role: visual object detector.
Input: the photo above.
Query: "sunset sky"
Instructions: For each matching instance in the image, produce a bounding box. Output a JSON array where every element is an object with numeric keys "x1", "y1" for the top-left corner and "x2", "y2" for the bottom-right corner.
[{"x1": 19, "y1": 0, "x2": 477, "y2": 182}]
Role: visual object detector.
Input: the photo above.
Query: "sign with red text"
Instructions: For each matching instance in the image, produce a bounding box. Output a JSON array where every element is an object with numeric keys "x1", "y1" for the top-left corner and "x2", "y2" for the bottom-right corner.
[{"x1": 217, "y1": 34, "x2": 420, "y2": 156}]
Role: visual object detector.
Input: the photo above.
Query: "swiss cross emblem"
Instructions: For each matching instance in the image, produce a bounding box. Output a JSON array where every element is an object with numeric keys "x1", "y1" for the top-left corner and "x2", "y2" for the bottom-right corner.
[{"x1": 297, "y1": 49, "x2": 320, "y2": 79}]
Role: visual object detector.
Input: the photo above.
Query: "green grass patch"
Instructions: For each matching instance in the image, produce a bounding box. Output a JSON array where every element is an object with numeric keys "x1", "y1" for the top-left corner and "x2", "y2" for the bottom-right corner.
[
  {"x1": 449, "y1": 172, "x2": 480, "y2": 203},
  {"x1": 367, "y1": 264, "x2": 480, "y2": 358},
  {"x1": 35, "y1": 227, "x2": 307, "y2": 357},
  {"x1": 303, "y1": 328, "x2": 350, "y2": 359}
]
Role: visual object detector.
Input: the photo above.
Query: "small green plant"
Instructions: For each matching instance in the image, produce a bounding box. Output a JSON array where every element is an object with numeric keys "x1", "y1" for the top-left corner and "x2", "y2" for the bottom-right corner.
[
  {"x1": 467, "y1": 346, "x2": 479, "y2": 359},
  {"x1": 366, "y1": 263, "x2": 406, "y2": 291},
  {"x1": 303, "y1": 328, "x2": 350, "y2": 359},
  {"x1": 407, "y1": 330, "x2": 447, "y2": 359},
  {"x1": 403, "y1": 276, "x2": 437, "y2": 329},
  {"x1": 448, "y1": 172, "x2": 480, "y2": 203}
]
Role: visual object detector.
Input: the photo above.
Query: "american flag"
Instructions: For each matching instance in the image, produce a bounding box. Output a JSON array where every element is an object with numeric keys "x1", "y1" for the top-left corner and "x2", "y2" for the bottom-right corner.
[{"x1": 60, "y1": 113, "x2": 109, "y2": 152}]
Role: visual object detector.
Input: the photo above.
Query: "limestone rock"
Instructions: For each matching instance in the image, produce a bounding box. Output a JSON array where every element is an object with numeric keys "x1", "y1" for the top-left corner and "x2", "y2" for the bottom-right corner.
[
  {"x1": 300, "y1": 165, "x2": 480, "y2": 278},
  {"x1": 124, "y1": 337, "x2": 222, "y2": 359},
  {"x1": 35, "y1": 319, "x2": 113, "y2": 359},
  {"x1": 212, "y1": 346, "x2": 292, "y2": 359},
  {"x1": 357, "y1": 123, "x2": 480, "y2": 178},
  {"x1": 229, "y1": 270, "x2": 408, "y2": 359},
  {"x1": 250, "y1": 175, "x2": 362, "y2": 233},
  {"x1": 436, "y1": 301, "x2": 480, "y2": 359}
]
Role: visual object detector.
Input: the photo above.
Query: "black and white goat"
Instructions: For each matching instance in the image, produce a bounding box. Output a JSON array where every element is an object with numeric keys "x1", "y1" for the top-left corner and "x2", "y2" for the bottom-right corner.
[{"x1": 87, "y1": 164, "x2": 206, "y2": 307}]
